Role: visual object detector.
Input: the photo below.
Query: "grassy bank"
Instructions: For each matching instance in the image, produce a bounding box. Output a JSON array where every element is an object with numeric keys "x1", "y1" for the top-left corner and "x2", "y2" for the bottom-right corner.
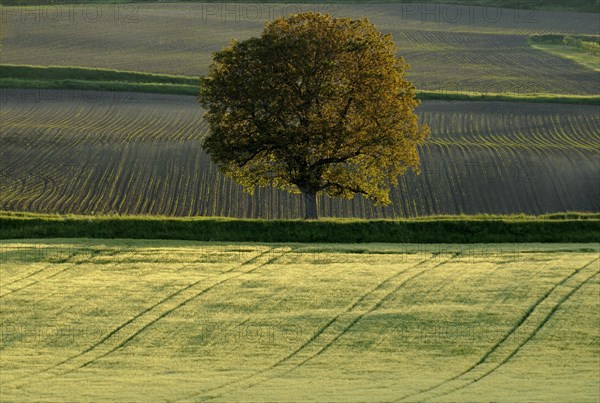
[
  {"x1": 3, "y1": 65, "x2": 599, "y2": 105},
  {"x1": 530, "y1": 45, "x2": 600, "y2": 72},
  {"x1": 0, "y1": 65, "x2": 197, "y2": 85},
  {"x1": 0, "y1": 65, "x2": 198, "y2": 95},
  {"x1": 0, "y1": 78, "x2": 198, "y2": 96},
  {"x1": 1, "y1": 212, "x2": 598, "y2": 243},
  {"x1": 417, "y1": 90, "x2": 600, "y2": 105}
]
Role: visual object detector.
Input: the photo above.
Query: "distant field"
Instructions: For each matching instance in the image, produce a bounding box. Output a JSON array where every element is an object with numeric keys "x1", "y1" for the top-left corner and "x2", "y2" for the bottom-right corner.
[
  {"x1": 1, "y1": 0, "x2": 598, "y2": 13},
  {"x1": 1, "y1": 4, "x2": 598, "y2": 94},
  {"x1": 0, "y1": 240, "x2": 598, "y2": 401},
  {"x1": 1, "y1": 90, "x2": 598, "y2": 218},
  {"x1": 527, "y1": 35, "x2": 600, "y2": 72},
  {"x1": 529, "y1": 43, "x2": 600, "y2": 72}
]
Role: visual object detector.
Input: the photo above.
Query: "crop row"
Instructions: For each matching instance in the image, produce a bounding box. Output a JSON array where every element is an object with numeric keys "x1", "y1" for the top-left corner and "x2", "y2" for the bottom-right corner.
[
  {"x1": 1, "y1": 90, "x2": 598, "y2": 218},
  {"x1": 1, "y1": 4, "x2": 598, "y2": 95},
  {"x1": 389, "y1": 30, "x2": 599, "y2": 95}
]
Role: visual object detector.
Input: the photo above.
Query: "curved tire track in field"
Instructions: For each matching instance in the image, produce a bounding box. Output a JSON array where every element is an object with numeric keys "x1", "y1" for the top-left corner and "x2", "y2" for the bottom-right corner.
[
  {"x1": 8, "y1": 248, "x2": 286, "y2": 389},
  {"x1": 1, "y1": 263, "x2": 55, "y2": 288},
  {"x1": 291, "y1": 255, "x2": 460, "y2": 368},
  {"x1": 0, "y1": 251, "x2": 96, "y2": 299},
  {"x1": 396, "y1": 257, "x2": 599, "y2": 402},
  {"x1": 372, "y1": 256, "x2": 505, "y2": 351},
  {"x1": 0, "y1": 266, "x2": 72, "y2": 299},
  {"x1": 188, "y1": 253, "x2": 460, "y2": 401}
]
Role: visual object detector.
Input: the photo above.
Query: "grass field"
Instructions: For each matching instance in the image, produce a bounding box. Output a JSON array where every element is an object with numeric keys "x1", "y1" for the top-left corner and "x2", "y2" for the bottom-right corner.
[
  {"x1": 0, "y1": 240, "x2": 598, "y2": 401},
  {"x1": 1, "y1": 90, "x2": 598, "y2": 218},
  {"x1": 1, "y1": 4, "x2": 598, "y2": 94},
  {"x1": 1, "y1": 2, "x2": 599, "y2": 402},
  {"x1": 0, "y1": 65, "x2": 197, "y2": 85}
]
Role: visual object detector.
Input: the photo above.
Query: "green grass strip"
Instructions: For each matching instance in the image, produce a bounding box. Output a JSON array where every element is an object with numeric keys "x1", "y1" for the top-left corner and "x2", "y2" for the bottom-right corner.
[
  {"x1": 529, "y1": 44, "x2": 600, "y2": 72},
  {"x1": 528, "y1": 34, "x2": 600, "y2": 45},
  {"x1": 3, "y1": 78, "x2": 599, "y2": 105},
  {"x1": 528, "y1": 35, "x2": 600, "y2": 72},
  {"x1": 0, "y1": 78, "x2": 198, "y2": 96},
  {"x1": 2, "y1": 64, "x2": 599, "y2": 104},
  {"x1": 1, "y1": 212, "x2": 598, "y2": 243},
  {"x1": 0, "y1": 64, "x2": 197, "y2": 85},
  {"x1": 418, "y1": 90, "x2": 600, "y2": 105}
]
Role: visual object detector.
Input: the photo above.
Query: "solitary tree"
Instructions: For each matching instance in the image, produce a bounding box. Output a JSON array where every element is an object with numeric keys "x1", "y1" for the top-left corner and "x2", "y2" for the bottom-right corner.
[{"x1": 199, "y1": 13, "x2": 429, "y2": 219}]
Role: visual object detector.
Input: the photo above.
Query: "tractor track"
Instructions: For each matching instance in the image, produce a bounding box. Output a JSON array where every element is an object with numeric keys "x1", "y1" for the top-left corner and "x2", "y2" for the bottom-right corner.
[
  {"x1": 396, "y1": 257, "x2": 599, "y2": 402},
  {"x1": 7, "y1": 247, "x2": 288, "y2": 390},
  {"x1": 0, "y1": 250, "x2": 100, "y2": 299},
  {"x1": 186, "y1": 252, "x2": 460, "y2": 401}
]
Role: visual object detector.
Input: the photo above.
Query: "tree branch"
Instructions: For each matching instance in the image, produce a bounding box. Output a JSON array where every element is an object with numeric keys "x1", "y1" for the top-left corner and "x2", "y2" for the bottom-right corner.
[
  {"x1": 321, "y1": 181, "x2": 369, "y2": 196},
  {"x1": 238, "y1": 146, "x2": 269, "y2": 168},
  {"x1": 310, "y1": 147, "x2": 363, "y2": 169}
]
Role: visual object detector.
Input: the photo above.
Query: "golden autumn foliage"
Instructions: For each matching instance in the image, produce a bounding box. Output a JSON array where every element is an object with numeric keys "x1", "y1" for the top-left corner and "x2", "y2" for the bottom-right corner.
[{"x1": 199, "y1": 13, "x2": 429, "y2": 218}]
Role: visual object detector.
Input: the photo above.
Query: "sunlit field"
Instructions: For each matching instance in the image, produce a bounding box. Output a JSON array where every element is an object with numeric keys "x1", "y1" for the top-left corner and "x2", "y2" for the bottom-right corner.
[
  {"x1": 1, "y1": 1, "x2": 599, "y2": 401},
  {"x1": 2, "y1": 91, "x2": 598, "y2": 218},
  {"x1": 1, "y1": 240, "x2": 598, "y2": 401},
  {"x1": 2, "y1": 3, "x2": 599, "y2": 219},
  {"x1": 2, "y1": 3, "x2": 599, "y2": 93}
]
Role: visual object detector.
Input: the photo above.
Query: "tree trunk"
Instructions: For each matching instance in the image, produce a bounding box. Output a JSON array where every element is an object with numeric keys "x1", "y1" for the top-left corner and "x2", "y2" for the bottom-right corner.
[{"x1": 302, "y1": 191, "x2": 318, "y2": 220}]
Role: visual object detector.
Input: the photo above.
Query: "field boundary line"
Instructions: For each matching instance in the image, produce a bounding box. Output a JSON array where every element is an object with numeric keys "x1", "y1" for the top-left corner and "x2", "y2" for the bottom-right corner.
[{"x1": 396, "y1": 257, "x2": 600, "y2": 402}]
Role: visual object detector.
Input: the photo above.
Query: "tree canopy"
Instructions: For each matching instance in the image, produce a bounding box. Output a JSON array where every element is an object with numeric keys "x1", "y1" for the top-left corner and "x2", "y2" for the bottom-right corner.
[{"x1": 199, "y1": 13, "x2": 429, "y2": 219}]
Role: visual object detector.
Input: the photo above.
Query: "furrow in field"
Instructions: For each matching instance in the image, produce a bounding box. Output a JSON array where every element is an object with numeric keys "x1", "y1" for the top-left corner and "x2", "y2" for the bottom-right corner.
[{"x1": 2, "y1": 91, "x2": 599, "y2": 217}]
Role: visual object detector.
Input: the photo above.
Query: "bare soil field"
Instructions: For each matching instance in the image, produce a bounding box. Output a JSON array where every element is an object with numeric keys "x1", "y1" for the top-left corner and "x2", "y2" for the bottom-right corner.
[
  {"x1": 1, "y1": 4, "x2": 598, "y2": 94},
  {"x1": 1, "y1": 89, "x2": 597, "y2": 218}
]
